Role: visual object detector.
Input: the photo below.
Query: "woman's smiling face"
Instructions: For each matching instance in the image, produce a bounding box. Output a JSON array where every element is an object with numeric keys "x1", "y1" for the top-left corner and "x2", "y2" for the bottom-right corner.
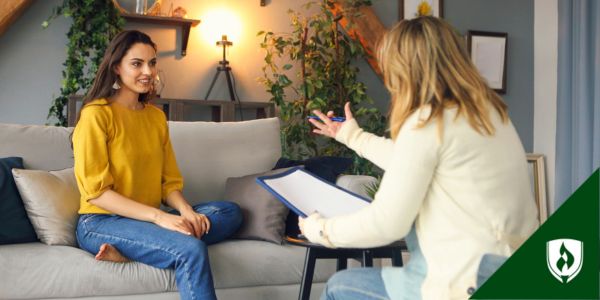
[{"x1": 114, "y1": 42, "x2": 157, "y2": 94}]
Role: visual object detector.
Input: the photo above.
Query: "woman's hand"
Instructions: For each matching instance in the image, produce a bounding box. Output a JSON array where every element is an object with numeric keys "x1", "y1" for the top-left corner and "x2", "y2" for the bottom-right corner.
[
  {"x1": 180, "y1": 209, "x2": 211, "y2": 238},
  {"x1": 161, "y1": 191, "x2": 210, "y2": 238},
  {"x1": 298, "y1": 213, "x2": 334, "y2": 248},
  {"x1": 153, "y1": 211, "x2": 198, "y2": 237},
  {"x1": 298, "y1": 215, "x2": 306, "y2": 234},
  {"x1": 298, "y1": 213, "x2": 323, "y2": 240},
  {"x1": 308, "y1": 102, "x2": 354, "y2": 139}
]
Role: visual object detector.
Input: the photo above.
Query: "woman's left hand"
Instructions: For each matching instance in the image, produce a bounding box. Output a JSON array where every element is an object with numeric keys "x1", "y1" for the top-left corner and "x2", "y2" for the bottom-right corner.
[
  {"x1": 298, "y1": 213, "x2": 321, "y2": 240},
  {"x1": 180, "y1": 210, "x2": 211, "y2": 238},
  {"x1": 298, "y1": 213, "x2": 334, "y2": 248},
  {"x1": 298, "y1": 216, "x2": 306, "y2": 234}
]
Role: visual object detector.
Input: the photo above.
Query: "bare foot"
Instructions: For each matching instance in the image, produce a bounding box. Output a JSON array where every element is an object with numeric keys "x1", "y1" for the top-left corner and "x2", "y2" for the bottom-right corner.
[{"x1": 95, "y1": 243, "x2": 130, "y2": 263}]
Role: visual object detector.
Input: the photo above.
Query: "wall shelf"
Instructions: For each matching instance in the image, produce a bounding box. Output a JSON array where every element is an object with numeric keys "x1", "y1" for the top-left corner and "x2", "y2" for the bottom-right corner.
[
  {"x1": 121, "y1": 13, "x2": 200, "y2": 56},
  {"x1": 67, "y1": 95, "x2": 276, "y2": 126}
]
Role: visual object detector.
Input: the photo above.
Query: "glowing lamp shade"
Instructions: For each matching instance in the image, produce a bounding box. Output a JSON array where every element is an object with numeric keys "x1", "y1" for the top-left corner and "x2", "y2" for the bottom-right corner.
[{"x1": 200, "y1": 9, "x2": 242, "y2": 46}]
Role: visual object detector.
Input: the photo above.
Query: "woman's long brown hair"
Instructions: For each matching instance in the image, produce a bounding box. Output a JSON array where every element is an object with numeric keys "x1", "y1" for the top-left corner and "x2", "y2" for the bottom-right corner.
[{"x1": 75, "y1": 30, "x2": 157, "y2": 126}]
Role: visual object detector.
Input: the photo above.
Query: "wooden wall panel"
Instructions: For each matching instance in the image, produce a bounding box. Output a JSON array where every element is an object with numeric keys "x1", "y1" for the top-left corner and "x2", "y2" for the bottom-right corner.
[
  {"x1": 0, "y1": 0, "x2": 33, "y2": 37},
  {"x1": 330, "y1": 4, "x2": 387, "y2": 78}
]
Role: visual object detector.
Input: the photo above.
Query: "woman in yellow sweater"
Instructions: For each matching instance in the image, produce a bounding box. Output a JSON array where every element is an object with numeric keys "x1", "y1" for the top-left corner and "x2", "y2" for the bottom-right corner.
[
  {"x1": 301, "y1": 17, "x2": 538, "y2": 299},
  {"x1": 73, "y1": 30, "x2": 242, "y2": 300}
]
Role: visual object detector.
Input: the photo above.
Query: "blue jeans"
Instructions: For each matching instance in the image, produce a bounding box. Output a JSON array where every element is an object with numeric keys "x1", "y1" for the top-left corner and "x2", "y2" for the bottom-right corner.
[
  {"x1": 476, "y1": 253, "x2": 507, "y2": 288},
  {"x1": 76, "y1": 201, "x2": 243, "y2": 300},
  {"x1": 321, "y1": 268, "x2": 390, "y2": 300},
  {"x1": 322, "y1": 226, "x2": 425, "y2": 300}
]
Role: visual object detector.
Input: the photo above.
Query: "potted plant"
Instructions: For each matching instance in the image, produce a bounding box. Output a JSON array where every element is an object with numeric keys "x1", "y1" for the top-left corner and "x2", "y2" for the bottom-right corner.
[
  {"x1": 43, "y1": 0, "x2": 124, "y2": 126},
  {"x1": 258, "y1": 0, "x2": 386, "y2": 176}
]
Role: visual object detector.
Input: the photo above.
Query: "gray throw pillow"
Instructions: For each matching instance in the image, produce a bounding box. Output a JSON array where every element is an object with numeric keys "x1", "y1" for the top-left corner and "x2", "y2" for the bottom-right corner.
[
  {"x1": 225, "y1": 168, "x2": 292, "y2": 244},
  {"x1": 11, "y1": 168, "x2": 80, "y2": 246}
]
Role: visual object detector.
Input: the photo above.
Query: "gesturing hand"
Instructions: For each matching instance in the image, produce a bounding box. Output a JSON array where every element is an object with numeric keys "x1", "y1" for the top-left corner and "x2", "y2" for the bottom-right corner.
[{"x1": 308, "y1": 102, "x2": 354, "y2": 139}]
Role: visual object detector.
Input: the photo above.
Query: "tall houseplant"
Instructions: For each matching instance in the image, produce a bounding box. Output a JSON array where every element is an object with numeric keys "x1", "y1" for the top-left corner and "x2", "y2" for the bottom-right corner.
[
  {"x1": 258, "y1": 0, "x2": 386, "y2": 176},
  {"x1": 43, "y1": 0, "x2": 124, "y2": 126}
]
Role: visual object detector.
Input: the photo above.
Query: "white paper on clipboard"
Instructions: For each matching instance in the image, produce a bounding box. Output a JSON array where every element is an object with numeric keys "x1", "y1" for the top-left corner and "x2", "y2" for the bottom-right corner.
[{"x1": 256, "y1": 167, "x2": 370, "y2": 218}]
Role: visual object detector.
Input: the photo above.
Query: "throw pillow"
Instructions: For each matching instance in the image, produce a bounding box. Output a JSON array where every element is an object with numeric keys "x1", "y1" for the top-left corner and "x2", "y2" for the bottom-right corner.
[
  {"x1": 274, "y1": 156, "x2": 352, "y2": 237},
  {"x1": 11, "y1": 168, "x2": 80, "y2": 246},
  {"x1": 0, "y1": 157, "x2": 38, "y2": 244},
  {"x1": 224, "y1": 168, "x2": 292, "y2": 244}
]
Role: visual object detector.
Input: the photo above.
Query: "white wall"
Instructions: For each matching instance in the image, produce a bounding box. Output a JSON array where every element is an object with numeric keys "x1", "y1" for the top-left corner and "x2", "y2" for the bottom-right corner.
[
  {"x1": 0, "y1": 0, "x2": 69, "y2": 125},
  {"x1": 533, "y1": 0, "x2": 558, "y2": 211}
]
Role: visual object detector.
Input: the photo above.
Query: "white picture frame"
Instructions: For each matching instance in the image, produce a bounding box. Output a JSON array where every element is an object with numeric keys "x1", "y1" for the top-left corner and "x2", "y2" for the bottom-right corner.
[
  {"x1": 467, "y1": 31, "x2": 508, "y2": 94},
  {"x1": 399, "y1": 0, "x2": 444, "y2": 20},
  {"x1": 527, "y1": 153, "x2": 548, "y2": 224}
]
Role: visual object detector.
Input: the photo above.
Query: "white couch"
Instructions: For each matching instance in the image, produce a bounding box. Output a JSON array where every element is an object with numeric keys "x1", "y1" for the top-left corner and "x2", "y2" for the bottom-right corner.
[{"x1": 0, "y1": 118, "x2": 376, "y2": 300}]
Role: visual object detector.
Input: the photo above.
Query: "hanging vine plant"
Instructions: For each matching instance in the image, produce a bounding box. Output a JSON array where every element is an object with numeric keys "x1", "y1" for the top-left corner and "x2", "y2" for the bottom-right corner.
[
  {"x1": 258, "y1": 0, "x2": 387, "y2": 176},
  {"x1": 43, "y1": 0, "x2": 124, "y2": 126}
]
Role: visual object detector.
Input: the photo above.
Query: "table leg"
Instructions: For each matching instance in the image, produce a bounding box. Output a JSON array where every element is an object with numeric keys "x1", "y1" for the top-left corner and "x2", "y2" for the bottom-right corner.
[
  {"x1": 391, "y1": 247, "x2": 404, "y2": 267},
  {"x1": 299, "y1": 248, "x2": 317, "y2": 300},
  {"x1": 336, "y1": 257, "x2": 347, "y2": 271},
  {"x1": 362, "y1": 250, "x2": 373, "y2": 267}
]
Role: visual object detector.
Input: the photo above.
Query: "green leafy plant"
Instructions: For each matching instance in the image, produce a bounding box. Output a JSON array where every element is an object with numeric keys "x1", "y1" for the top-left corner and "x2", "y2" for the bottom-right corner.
[
  {"x1": 364, "y1": 176, "x2": 381, "y2": 200},
  {"x1": 43, "y1": 0, "x2": 124, "y2": 126},
  {"x1": 258, "y1": 0, "x2": 386, "y2": 176}
]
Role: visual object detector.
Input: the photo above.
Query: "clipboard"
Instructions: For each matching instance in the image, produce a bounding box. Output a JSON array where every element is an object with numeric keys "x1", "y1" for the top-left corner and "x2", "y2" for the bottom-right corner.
[{"x1": 256, "y1": 167, "x2": 371, "y2": 218}]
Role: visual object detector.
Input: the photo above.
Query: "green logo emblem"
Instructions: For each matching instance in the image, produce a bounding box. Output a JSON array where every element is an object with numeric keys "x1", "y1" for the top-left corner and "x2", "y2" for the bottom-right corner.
[{"x1": 546, "y1": 239, "x2": 584, "y2": 283}]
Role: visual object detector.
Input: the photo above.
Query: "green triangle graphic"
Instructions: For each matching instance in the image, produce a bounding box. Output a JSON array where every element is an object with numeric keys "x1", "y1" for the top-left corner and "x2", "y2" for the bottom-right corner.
[{"x1": 471, "y1": 169, "x2": 599, "y2": 299}]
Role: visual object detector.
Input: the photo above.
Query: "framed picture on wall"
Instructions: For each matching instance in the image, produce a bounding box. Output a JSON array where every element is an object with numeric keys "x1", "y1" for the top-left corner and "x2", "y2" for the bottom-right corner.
[
  {"x1": 399, "y1": 0, "x2": 444, "y2": 20},
  {"x1": 526, "y1": 154, "x2": 548, "y2": 224},
  {"x1": 467, "y1": 30, "x2": 508, "y2": 94}
]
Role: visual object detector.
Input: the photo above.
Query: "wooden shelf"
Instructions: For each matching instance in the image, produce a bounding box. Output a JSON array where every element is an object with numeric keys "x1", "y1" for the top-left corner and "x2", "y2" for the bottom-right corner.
[
  {"x1": 121, "y1": 13, "x2": 200, "y2": 56},
  {"x1": 67, "y1": 95, "x2": 276, "y2": 126},
  {"x1": 153, "y1": 98, "x2": 276, "y2": 122}
]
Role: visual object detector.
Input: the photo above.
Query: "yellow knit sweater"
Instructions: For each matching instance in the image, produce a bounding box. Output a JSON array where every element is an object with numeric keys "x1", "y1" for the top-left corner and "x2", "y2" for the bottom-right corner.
[{"x1": 73, "y1": 98, "x2": 183, "y2": 214}]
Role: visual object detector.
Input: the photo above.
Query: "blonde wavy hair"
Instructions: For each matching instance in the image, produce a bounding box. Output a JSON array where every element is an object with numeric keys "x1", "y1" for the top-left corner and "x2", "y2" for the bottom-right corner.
[{"x1": 378, "y1": 16, "x2": 508, "y2": 140}]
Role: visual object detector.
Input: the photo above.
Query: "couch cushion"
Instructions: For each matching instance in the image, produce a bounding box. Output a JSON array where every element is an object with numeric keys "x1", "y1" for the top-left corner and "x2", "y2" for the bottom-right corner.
[
  {"x1": 209, "y1": 240, "x2": 335, "y2": 288},
  {"x1": 0, "y1": 124, "x2": 74, "y2": 171},
  {"x1": 0, "y1": 242, "x2": 177, "y2": 299},
  {"x1": 0, "y1": 241, "x2": 335, "y2": 299},
  {"x1": 0, "y1": 119, "x2": 281, "y2": 204},
  {"x1": 226, "y1": 168, "x2": 291, "y2": 244},
  {"x1": 12, "y1": 168, "x2": 80, "y2": 246},
  {"x1": 0, "y1": 157, "x2": 38, "y2": 244},
  {"x1": 168, "y1": 118, "x2": 281, "y2": 205}
]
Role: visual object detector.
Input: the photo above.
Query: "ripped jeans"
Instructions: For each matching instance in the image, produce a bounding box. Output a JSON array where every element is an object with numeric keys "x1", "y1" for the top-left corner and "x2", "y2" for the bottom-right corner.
[{"x1": 76, "y1": 201, "x2": 243, "y2": 300}]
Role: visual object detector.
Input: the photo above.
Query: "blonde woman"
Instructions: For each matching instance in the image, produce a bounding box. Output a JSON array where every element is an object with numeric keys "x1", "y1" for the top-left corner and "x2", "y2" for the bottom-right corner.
[{"x1": 301, "y1": 17, "x2": 538, "y2": 300}]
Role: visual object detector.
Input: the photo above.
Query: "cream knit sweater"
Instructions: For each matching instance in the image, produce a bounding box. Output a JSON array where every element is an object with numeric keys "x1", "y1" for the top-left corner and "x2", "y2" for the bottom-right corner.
[{"x1": 302, "y1": 106, "x2": 539, "y2": 299}]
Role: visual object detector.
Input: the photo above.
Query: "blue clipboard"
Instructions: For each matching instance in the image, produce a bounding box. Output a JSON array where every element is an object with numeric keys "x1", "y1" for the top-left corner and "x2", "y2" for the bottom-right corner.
[{"x1": 256, "y1": 167, "x2": 371, "y2": 218}]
